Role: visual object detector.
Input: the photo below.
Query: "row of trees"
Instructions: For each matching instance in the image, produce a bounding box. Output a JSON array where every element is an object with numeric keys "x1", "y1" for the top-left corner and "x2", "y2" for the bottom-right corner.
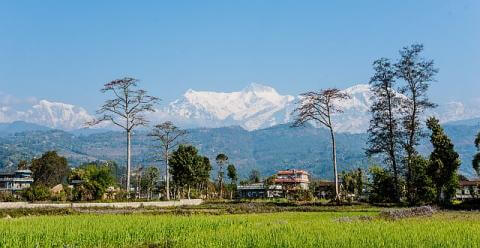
[
  {"x1": 83, "y1": 78, "x2": 239, "y2": 200},
  {"x1": 366, "y1": 44, "x2": 462, "y2": 206},
  {"x1": 26, "y1": 43, "x2": 469, "y2": 204},
  {"x1": 368, "y1": 117, "x2": 461, "y2": 205},
  {"x1": 20, "y1": 151, "x2": 121, "y2": 201},
  {"x1": 292, "y1": 44, "x2": 467, "y2": 206}
]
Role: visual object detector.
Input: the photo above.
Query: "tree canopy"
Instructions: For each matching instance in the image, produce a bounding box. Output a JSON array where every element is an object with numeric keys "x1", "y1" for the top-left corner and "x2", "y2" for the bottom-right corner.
[
  {"x1": 427, "y1": 117, "x2": 460, "y2": 204},
  {"x1": 69, "y1": 163, "x2": 116, "y2": 201},
  {"x1": 169, "y1": 145, "x2": 212, "y2": 192},
  {"x1": 473, "y1": 132, "x2": 480, "y2": 175},
  {"x1": 31, "y1": 151, "x2": 69, "y2": 187}
]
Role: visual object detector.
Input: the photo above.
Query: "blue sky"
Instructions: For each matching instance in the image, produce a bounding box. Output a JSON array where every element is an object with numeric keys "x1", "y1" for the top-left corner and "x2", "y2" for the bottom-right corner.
[{"x1": 0, "y1": 1, "x2": 478, "y2": 111}]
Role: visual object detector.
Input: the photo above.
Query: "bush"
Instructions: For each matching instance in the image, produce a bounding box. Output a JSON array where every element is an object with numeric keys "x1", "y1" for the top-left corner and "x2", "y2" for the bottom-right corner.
[
  {"x1": 114, "y1": 190, "x2": 129, "y2": 201},
  {"x1": 0, "y1": 191, "x2": 17, "y2": 202},
  {"x1": 22, "y1": 185, "x2": 51, "y2": 202},
  {"x1": 51, "y1": 190, "x2": 67, "y2": 202},
  {"x1": 368, "y1": 166, "x2": 400, "y2": 203},
  {"x1": 289, "y1": 190, "x2": 313, "y2": 201}
]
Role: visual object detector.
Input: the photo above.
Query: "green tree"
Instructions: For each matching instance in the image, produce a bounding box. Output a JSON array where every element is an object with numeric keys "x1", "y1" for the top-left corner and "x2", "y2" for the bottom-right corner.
[
  {"x1": 69, "y1": 163, "x2": 115, "y2": 201},
  {"x1": 408, "y1": 155, "x2": 436, "y2": 206},
  {"x1": 356, "y1": 168, "x2": 364, "y2": 198},
  {"x1": 140, "y1": 166, "x2": 160, "y2": 199},
  {"x1": 341, "y1": 168, "x2": 364, "y2": 199},
  {"x1": 105, "y1": 161, "x2": 126, "y2": 188},
  {"x1": 473, "y1": 132, "x2": 480, "y2": 175},
  {"x1": 395, "y1": 44, "x2": 438, "y2": 204},
  {"x1": 215, "y1": 153, "x2": 228, "y2": 198},
  {"x1": 426, "y1": 117, "x2": 461, "y2": 205},
  {"x1": 170, "y1": 145, "x2": 211, "y2": 199},
  {"x1": 31, "y1": 151, "x2": 69, "y2": 187},
  {"x1": 192, "y1": 156, "x2": 212, "y2": 197},
  {"x1": 341, "y1": 171, "x2": 356, "y2": 195},
  {"x1": 249, "y1": 169, "x2": 261, "y2": 183},
  {"x1": 22, "y1": 185, "x2": 51, "y2": 202},
  {"x1": 368, "y1": 166, "x2": 399, "y2": 203},
  {"x1": 227, "y1": 164, "x2": 238, "y2": 199},
  {"x1": 227, "y1": 164, "x2": 238, "y2": 184},
  {"x1": 367, "y1": 57, "x2": 403, "y2": 202}
]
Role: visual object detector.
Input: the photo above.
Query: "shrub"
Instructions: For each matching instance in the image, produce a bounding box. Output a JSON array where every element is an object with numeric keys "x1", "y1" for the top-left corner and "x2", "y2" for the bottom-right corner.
[
  {"x1": 368, "y1": 166, "x2": 400, "y2": 203},
  {"x1": 51, "y1": 190, "x2": 67, "y2": 202},
  {"x1": 0, "y1": 191, "x2": 17, "y2": 202},
  {"x1": 289, "y1": 190, "x2": 313, "y2": 202},
  {"x1": 22, "y1": 185, "x2": 51, "y2": 202},
  {"x1": 114, "y1": 190, "x2": 129, "y2": 201}
]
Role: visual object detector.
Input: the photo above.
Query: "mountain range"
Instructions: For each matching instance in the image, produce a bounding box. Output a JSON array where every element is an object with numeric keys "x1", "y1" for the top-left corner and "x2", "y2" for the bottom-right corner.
[
  {"x1": 0, "y1": 120, "x2": 478, "y2": 179},
  {"x1": 1, "y1": 83, "x2": 479, "y2": 133},
  {"x1": 1, "y1": 83, "x2": 479, "y2": 179}
]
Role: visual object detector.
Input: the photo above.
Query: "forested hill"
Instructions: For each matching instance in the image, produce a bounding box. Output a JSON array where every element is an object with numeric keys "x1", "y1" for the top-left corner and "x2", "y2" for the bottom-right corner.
[{"x1": 0, "y1": 122, "x2": 478, "y2": 179}]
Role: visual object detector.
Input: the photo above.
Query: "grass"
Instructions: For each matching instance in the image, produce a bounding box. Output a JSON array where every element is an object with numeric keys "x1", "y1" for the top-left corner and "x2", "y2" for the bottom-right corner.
[{"x1": 1, "y1": 210, "x2": 480, "y2": 247}]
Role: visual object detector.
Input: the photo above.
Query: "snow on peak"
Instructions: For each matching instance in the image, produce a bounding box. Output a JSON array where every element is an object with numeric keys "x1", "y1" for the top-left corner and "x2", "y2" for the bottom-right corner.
[
  {"x1": 2, "y1": 83, "x2": 479, "y2": 133},
  {"x1": 0, "y1": 99, "x2": 94, "y2": 130},
  {"x1": 152, "y1": 83, "x2": 375, "y2": 132},
  {"x1": 154, "y1": 83, "x2": 296, "y2": 130},
  {"x1": 242, "y1": 83, "x2": 277, "y2": 93}
]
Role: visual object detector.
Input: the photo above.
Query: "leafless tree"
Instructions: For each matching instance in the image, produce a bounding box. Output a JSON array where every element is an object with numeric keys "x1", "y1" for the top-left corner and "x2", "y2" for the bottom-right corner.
[
  {"x1": 292, "y1": 88, "x2": 350, "y2": 200},
  {"x1": 87, "y1": 77, "x2": 159, "y2": 193},
  {"x1": 149, "y1": 121, "x2": 187, "y2": 200}
]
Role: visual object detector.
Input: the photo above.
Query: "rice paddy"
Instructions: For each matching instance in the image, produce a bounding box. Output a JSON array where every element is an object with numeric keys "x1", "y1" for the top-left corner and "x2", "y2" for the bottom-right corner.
[{"x1": 1, "y1": 210, "x2": 479, "y2": 247}]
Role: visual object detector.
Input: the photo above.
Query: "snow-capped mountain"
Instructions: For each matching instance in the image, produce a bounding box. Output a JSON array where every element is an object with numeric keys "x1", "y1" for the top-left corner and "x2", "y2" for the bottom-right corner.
[
  {"x1": 153, "y1": 83, "x2": 480, "y2": 133},
  {"x1": 152, "y1": 83, "x2": 296, "y2": 131},
  {"x1": 1, "y1": 83, "x2": 479, "y2": 133},
  {"x1": 0, "y1": 100, "x2": 93, "y2": 130},
  {"x1": 152, "y1": 83, "x2": 376, "y2": 133}
]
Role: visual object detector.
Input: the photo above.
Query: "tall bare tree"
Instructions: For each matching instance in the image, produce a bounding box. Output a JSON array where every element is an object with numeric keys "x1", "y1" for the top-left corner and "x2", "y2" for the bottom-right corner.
[
  {"x1": 292, "y1": 88, "x2": 350, "y2": 200},
  {"x1": 395, "y1": 44, "x2": 437, "y2": 204},
  {"x1": 366, "y1": 58, "x2": 404, "y2": 202},
  {"x1": 88, "y1": 77, "x2": 159, "y2": 192},
  {"x1": 149, "y1": 121, "x2": 187, "y2": 200}
]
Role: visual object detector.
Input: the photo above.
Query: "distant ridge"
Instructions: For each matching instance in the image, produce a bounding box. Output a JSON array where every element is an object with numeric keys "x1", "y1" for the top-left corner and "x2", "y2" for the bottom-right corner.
[
  {"x1": 0, "y1": 121, "x2": 51, "y2": 135},
  {"x1": 444, "y1": 117, "x2": 480, "y2": 127},
  {"x1": 1, "y1": 121, "x2": 478, "y2": 178}
]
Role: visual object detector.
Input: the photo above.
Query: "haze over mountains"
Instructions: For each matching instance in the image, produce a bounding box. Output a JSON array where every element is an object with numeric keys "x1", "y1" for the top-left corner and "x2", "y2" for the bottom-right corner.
[{"x1": 1, "y1": 83, "x2": 479, "y2": 133}]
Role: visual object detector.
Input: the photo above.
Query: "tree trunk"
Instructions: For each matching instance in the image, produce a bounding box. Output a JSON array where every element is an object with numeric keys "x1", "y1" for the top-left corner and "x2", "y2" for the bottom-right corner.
[
  {"x1": 165, "y1": 149, "x2": 170, "y2": 200},
  {"x1": 386, "y1": 87, "x2": 400, "y2": 202},
  {"x1": 126, "y1": 130, "x2": 132, "y2": 193},
  {"x1": 330, "y1": 127, "x2": 340, "y2": 201},
  {"x1": 406, "y1": 95, "x2": 417, "y2": 205},
  {"x1": 219, "y1": 167, "x2": 223, "y2": 199},
  {"x1": 188, "y1": 185, "x2": 191, "y2": 199}
]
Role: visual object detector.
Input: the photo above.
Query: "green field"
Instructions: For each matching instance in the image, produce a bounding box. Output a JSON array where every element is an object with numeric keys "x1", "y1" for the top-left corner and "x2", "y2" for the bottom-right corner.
[{"x1": 1, "y1": 211, "x2": 479, "y2": 248}]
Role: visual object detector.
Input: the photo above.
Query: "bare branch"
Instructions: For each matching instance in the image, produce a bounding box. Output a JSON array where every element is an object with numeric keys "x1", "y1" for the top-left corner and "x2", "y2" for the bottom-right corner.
[
  {"x1": 86, "y1": 77, "x2": 160, "y2": 130},
  {"x1": 292, "y1": 88, "x2": 351, "y2": 130}
]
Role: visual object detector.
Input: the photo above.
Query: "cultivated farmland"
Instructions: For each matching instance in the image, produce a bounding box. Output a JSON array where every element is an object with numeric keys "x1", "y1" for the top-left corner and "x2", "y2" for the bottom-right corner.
[{"x1": 1, "y1": 211, "x2": 479, "y2": 248}]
